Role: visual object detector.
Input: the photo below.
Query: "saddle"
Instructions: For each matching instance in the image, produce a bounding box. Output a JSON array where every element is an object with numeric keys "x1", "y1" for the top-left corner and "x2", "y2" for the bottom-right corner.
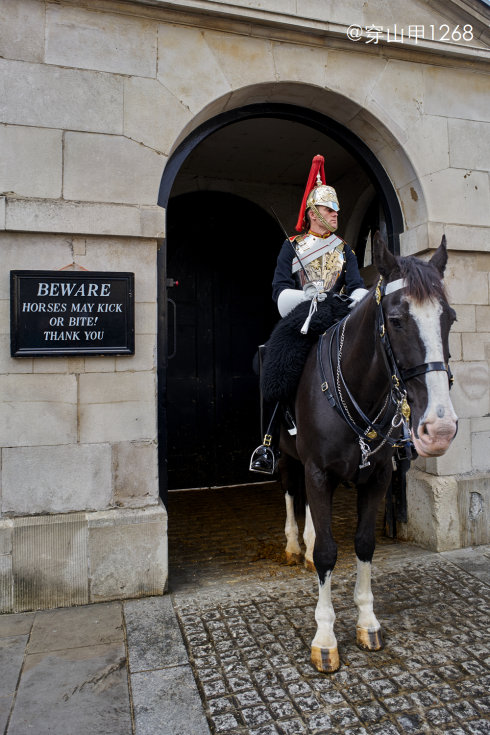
[{"x1": 261, "y1": 294, "x2": 350, "y2": 403}]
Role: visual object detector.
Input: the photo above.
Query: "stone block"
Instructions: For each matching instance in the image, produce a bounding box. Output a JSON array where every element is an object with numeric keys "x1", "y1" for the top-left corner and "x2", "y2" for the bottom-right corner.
[
  {"x1": 113, "y1": 441, "x2": 158, "y2": 508},
  {"x1": 399, "y1": 469, "x2": 460, "y2": 551},
  {"x1": 448, "y1": 332, "x2": 461, "y2": 361},
  {"x1": 449, "y1": 119, "x2": 490, "y2": 171},
  {"x1": 471, "y1": 415, "x2": 490, "y2": 432},
  {"x1": 450, "y1": 361, "x2": 489, "y2": 420},
  {"x1": 0, "y1": 59, "x2": 123, "y2": 133},
  {"x1": 472, "y1": 432, "x2": 490, "y2": 472},
  {"x1": 457, "y1": 473, "x2": 490, "y2": 546},
  {"x1": 4, "y1": 198, "x2": 164, "y2": 239},
  {"x1": 0, "y1": 126, "x2": 62, "y2": 198},
  {"x1": 369, "y1": 60, "x2": 424, "y2": 141},
  {"x1": 273, "y1": 41, "x2": 328, "y2": 87},
  {"x1": 424, "y1": 66, "x2": 490, "y2": 122},
  {"x1": 406, "y1": 115, "x2": 451, "y2": 179},
  {"x1": 443, "y1": 224, "x2": 490, "y2": 254},
  {"x1": 462, "y1": 332, "x2": 490, "y2": 361},
  {"x1": 157, "y1": 24, "x2": 231, "y2": 113},
  {"x1": 445, "y1": 254, "x2": 489, "y2": 305},
  {"x1": 135, "y1": 302, "x2": 157, "y2": 335},
  {"x1": 80, "y1": 238, "x2": 158, "y2": 302},
  {"x1": 79, "y1": 371, "x2": 156, "y2": 443},
  {"x1": 397, "y1": 178, "x2": 427, "y2": 229},
  {"x1": 0, "y1": 196, "x2": 5, "y2": 229},
  {"x1": 46, "y1": 3, "x2": 157, "y2": 77},
  {"x1": 64, "y1": 132, "x2": 165, "y2": 206},
  {"x1": 203, "y1": 30, "x2": 275, "y2": 89},
  {"x1": 0, "y1": 520, "x2": 13, "y2": 555},
  {"x1": 12, "y1": 513, "x2": 89, "y2": 611},
  {"x1": 476, "y1": 306, "x2": 490, "y2": 332},
  {"x1": 0, "y1": 335, "x2": 33, "y2": 374},
  {"x1": 116, "y1": 334, "x2": 155, "y2": 372},
  {"x1": 2, "y1": 444, "x2": 112, "y2": 515},
  {"x1": 0, "y1": 554, "x2": 13, "y2": 614},
  {"x1": 84, "y1": 356, "x2": 116, "y2": 374},
  {"x1": 87, "y1": 504, "x2": 167, "y2": 602},
  {"x1": 80, "y1": 401, "x2": 157, "y2": 444},
  {"x1": 0, "y1": 374, "x2": 77, "y2": 447},
  {"x1": 421, "y1": 169, "x2": 490, "y2": 228},
  {"x1": 0, "y1": 233, "x2": 73, "y2": 300},
  {"x1": 449, "y1": 304, "x2": 475, "y2": 333},
  {"x1": 79, "y1": 371, "x2": 155, "y2": 405},
  {"x1": 32, "y1": 357, "x2": 69, "y2": 374},
  {"x1": 0, "y1": 0, "x2": 44, "y2": 62},
  {"x1": 424, "y1": 418, "x2": 472, "y2": 476},
  {"x1": 124, "y1": 76, "x2": 192, "y2": 155}
]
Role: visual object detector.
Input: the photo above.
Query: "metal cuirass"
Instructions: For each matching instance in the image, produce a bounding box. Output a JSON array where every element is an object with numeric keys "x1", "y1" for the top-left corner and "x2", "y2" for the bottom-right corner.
[{"x1": 292, "y1": 233, "x2": 345, "y2": 292}]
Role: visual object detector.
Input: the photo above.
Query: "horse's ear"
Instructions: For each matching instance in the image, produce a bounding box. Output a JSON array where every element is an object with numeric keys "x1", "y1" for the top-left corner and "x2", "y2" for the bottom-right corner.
[
  {"x1": 429, "y1": 235, "x2": 448, "y2": 277},
  {"x1": 373, "y1": 231, "x2": 397, "y2": 278}
]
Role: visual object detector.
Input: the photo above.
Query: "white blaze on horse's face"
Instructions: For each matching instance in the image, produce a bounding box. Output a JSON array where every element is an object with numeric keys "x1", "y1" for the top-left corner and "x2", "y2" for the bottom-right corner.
[{"x1": 407, "y1": 295, "x2": 458, "y2": 457}]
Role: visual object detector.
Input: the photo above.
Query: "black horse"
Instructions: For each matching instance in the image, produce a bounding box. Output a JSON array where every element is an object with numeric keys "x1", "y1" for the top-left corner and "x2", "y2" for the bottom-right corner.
[{"x1": 279, "y1": 234, "x2": 458, "y2": 673}]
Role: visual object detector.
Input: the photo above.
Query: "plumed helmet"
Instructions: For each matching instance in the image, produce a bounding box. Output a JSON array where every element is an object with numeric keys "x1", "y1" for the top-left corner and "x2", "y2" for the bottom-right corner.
[
  {"x1": 306, "y1": 184, "x2": 340, "y2": 213},
  {"x1": 295, "y1": 154, "x2": 340, "y2": 232}
]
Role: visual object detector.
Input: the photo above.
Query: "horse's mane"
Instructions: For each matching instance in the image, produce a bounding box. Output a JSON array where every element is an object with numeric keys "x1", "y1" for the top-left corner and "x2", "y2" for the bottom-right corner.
[{"x1": 395, "y1": 255, "x2": 447, "y2": 304}]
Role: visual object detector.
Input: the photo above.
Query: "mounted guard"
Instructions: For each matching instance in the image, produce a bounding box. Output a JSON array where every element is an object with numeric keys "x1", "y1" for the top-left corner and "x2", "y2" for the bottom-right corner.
[{"x1": 250, "y1": 154, "x2": 368, "y2": 474}]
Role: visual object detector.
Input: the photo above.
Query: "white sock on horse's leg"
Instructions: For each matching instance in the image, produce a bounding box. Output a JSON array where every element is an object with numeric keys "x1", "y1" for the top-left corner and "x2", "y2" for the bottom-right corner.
[
  {"x1": 284, "y1": 493, "x2": 302, "y2": 563},
  {"x1": 303, "y1": 504, "x2": 315, "y2": 570},
  {"x1": 311, "y1": 571, "x2": 339, "y2": 672},
  {"x1": 354, "y1": 557, "x2": 383, "y2": 650}
]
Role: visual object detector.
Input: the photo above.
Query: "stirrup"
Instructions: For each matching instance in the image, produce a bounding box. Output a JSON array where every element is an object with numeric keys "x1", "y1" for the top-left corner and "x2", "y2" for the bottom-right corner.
[{"x1": 249, "y1": 444, "x2": 278, "y2": 475}]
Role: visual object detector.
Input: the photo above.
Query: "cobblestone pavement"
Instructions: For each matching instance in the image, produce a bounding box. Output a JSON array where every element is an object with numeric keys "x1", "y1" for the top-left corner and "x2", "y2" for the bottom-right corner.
[{"x1": 168, "y1": 483, "x2": 490, "y2": 735}]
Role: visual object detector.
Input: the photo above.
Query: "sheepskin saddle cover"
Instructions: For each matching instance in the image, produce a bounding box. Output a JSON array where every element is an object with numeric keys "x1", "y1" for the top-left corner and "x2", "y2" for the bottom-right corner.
[{"x1": 261, "y1": 294, "x2": 350, "y2": 403}]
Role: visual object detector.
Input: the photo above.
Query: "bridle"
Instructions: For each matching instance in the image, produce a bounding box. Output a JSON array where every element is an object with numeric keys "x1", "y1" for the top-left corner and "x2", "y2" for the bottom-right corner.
[{"x1": 318, "y1": 275, "x2": 454, "y2": 469}]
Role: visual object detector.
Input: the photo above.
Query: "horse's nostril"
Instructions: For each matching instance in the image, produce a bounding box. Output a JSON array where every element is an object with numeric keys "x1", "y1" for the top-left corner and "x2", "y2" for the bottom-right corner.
[{"x1": 422, "y1": 423, "x2": 429, "y2": 436}]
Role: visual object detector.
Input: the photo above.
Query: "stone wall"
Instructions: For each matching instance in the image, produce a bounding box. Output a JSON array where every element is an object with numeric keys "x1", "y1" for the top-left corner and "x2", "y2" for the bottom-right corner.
[{"x1": 0, "y1": 0, "x2": 489, "y2": 609}]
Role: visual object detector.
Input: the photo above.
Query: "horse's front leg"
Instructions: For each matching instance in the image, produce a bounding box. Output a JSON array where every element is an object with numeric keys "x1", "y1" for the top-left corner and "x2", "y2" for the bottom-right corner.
[
  {"x1": 354, "y1": 466, "x2": 391, "y2": 651},
  {"x1": 306, "y1": 464, "x2": 339, "y2": 673}
]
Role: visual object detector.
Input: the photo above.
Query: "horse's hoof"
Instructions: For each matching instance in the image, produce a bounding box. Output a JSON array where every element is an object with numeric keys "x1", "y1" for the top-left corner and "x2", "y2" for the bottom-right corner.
[
  {"x1": 311, "y1": 645, "x2": 340, "y2": 673},
  {"x1": 285, "y1": 551, "x2": 303, "y2": 565},
  {"x1": 356, "y1": 626, "x2": 384, "y2": 651},
  {"x1": 304, "y1": 558, "x2": 316, "y2": 572}
]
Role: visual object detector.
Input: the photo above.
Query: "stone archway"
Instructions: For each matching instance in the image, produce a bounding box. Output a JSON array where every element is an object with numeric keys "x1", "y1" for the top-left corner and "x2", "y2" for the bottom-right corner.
[{"x1": 157, "y1": 97, "x2": 410, "y2": 499}]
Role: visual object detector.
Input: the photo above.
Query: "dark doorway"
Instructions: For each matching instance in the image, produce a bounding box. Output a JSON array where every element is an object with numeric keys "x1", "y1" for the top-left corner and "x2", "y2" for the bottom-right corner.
[{"x1": 165, "y1": 192, "x2": 282, "y2": 489}]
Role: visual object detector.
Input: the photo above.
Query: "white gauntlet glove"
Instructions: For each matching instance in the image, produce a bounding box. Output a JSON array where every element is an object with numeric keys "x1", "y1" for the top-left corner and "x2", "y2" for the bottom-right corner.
[{"x1": 348, "y1": 288, "x2": 369, "y2": 308}]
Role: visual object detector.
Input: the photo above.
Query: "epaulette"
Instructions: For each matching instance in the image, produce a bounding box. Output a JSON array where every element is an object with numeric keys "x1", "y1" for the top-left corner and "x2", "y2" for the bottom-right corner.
[{"x1": 289, "y1": 233, "x2": 307, "y2": 244}]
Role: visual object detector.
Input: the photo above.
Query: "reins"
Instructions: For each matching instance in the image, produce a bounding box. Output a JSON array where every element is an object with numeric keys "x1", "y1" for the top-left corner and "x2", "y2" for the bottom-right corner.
[{"x1": 318, "y1": 275, "x2": 454, "y2": 469}]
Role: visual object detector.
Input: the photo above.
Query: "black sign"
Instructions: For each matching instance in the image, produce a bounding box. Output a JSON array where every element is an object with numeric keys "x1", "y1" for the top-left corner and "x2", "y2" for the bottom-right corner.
[{"x1": 11, "y1": 271, "x2": 135, "y2": 357}]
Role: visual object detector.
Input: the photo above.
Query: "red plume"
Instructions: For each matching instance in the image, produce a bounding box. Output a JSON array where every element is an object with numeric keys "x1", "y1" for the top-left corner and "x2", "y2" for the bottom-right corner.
[{"x1": 295, "y1": 154, "x2": 326, "y2": 232}]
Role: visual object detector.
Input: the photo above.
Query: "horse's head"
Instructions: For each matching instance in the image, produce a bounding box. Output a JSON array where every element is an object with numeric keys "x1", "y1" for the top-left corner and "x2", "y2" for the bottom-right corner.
[{"x1": 374, "y1": 234, "x2": 458, "y2": 457}]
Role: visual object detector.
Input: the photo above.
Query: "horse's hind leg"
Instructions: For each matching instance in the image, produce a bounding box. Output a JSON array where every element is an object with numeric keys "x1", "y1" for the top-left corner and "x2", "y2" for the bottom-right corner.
[
  {"x1": 354, "y1": 473, "x2": 390, "y2": 651},
  {"x1": 279, "y1": 455, "x2": 303, "y2": 565}
]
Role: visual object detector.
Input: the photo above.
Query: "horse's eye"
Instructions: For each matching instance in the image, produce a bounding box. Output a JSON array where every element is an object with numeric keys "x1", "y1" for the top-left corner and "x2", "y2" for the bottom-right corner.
[{"x1": 389, "y1": 317, "x2": 402, "y2": 330}]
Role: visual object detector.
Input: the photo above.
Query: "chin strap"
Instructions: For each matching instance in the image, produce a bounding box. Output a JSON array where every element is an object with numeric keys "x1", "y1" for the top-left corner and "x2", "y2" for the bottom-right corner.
[{"x1": 309, "y1": 204, "x2": 337, "y2": 234}]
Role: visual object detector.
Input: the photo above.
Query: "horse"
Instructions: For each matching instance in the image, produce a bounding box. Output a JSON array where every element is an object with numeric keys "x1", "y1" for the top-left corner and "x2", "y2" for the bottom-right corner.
[{"x1": 278, "y1": 233, "x2": 458, "y2": 673}]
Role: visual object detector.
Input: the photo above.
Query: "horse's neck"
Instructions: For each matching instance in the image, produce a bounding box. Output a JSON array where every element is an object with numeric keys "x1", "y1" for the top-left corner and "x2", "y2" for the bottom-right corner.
[{"x1": 339, "y1": 294, "x2": 391, "y2": 406}]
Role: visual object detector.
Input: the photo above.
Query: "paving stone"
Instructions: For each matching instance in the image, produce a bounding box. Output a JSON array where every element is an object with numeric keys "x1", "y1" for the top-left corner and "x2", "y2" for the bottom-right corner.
[
  {"x1": 8, "y1": 643, "x2": 131, "y2": 735},
  {"x1": 28, "y1": 602, "x2": 123, "y2": 653},
  {"x1": 131, "y1": 665, "x2": 211, "y2": 735},
  {"x1": 0, "y1": 635, "x2": 28, "y2": 697},
  {"x1": 0, "y1": 612, "x2": 34, "y2": 638},
  {"x1": 124, "y1": 595, "x2": 188, "y2": 672},
  {"x1": 0, "y1": 695, "x2": 13, "y2": 733}
]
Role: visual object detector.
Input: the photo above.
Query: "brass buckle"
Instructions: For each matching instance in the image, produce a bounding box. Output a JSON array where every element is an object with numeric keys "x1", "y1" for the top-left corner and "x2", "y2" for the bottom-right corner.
[{"x1": 263, "y1": 434, "x2": 272, "y2": 447}]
